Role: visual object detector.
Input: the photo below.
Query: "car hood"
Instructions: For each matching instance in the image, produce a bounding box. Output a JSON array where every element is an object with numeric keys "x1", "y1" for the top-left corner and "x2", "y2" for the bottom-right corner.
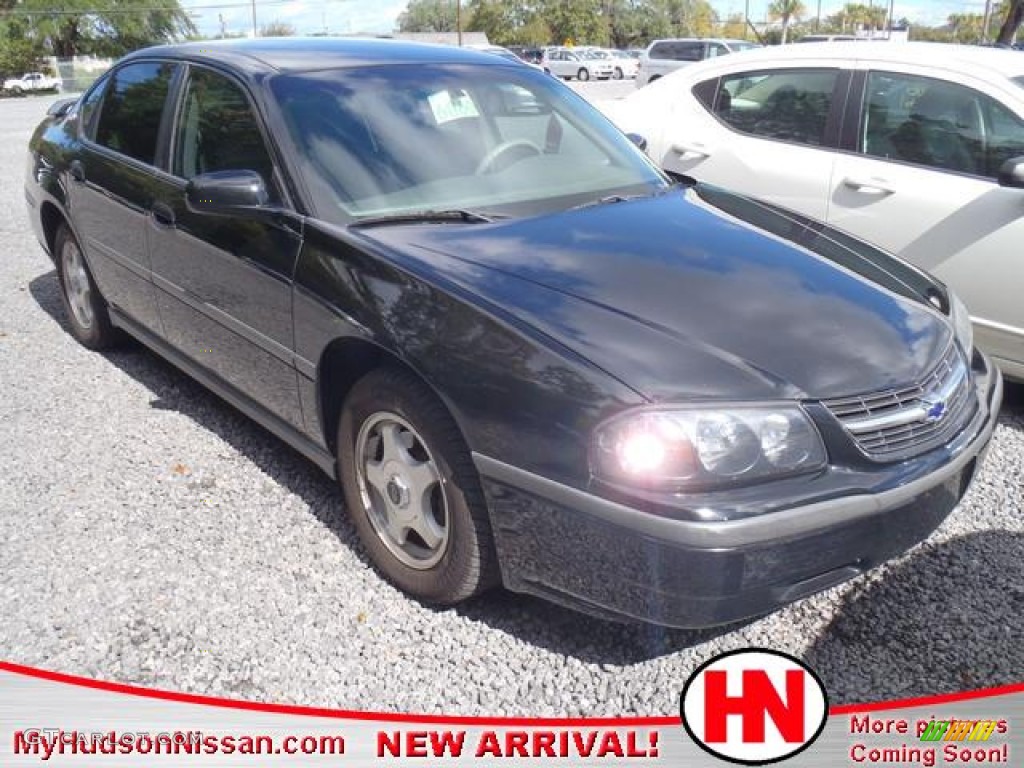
[{"x1": 362, "y1": 188, "x2": 951, "y2": 402}]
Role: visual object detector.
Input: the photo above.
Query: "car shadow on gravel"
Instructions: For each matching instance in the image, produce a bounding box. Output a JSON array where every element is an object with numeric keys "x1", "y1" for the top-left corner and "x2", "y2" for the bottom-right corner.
[
  {"x1": 28, "y1": 269, "x2": 1024, "y2": 670},
  {"x1": 804, "y1": 530, "x2": 1024, "y2": 705},
  {"x1": 28, "y1": 268, "x2": 364, "y2": 553}
]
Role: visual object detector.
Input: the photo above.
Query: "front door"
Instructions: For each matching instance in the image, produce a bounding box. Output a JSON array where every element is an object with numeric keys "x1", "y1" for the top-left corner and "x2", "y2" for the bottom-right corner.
[{"x1": 147, "y1": 65, "x2": 305, "y2": 428}]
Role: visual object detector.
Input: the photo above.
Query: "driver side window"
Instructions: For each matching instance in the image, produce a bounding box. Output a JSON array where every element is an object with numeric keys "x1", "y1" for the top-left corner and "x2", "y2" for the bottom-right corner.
[{"x1": 173, "y1": 67, "x2": 277, "y2": 197}]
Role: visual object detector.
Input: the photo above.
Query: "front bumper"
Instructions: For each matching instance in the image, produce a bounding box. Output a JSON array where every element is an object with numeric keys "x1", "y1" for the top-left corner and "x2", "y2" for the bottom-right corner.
[{"x1": 474, "y1": 352, "x2": 1003, "y2": 628}]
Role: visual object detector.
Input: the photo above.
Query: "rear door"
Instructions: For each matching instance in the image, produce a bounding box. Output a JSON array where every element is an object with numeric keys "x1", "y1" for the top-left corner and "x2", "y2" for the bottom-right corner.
[
  {"x1": 654, "y1": 63, "x2": 850, "y2": 220},
  {"x1": 69, "y1": 60, "x2": 180, "y2": 334},
  {"x1": 827, "y1": 65, "x2": 1024, "y2": 372},
  {"x1": 147, "y1": 64, "x2": 305, "y2": 427}
]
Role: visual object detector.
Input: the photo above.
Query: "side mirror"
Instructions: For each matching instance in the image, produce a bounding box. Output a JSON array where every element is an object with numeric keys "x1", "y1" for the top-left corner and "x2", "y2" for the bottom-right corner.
[
  {"x1": 186, "y1": 170, "x2": 269, "y2": 215},
  {"x1": 626, "y1": 133, "x2": 648, "y2": 152},
  {"x1": 997, "y1": 156, "x2": 1024, "y2": 189},
  {"x1": 47, "y1": 97, "x2": 77, "y2": 118}
]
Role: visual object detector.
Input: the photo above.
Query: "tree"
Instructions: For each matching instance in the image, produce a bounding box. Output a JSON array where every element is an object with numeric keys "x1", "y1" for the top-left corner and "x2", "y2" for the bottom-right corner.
[
  {"x1": 996, "y1": 0, "x2": 1024, "y2": 44},
  {"x1": 769, "y1": 0, "x2": 806, "y2": 44},
  {"x1": 542, "y1": 0, "x2": 609, "y2": 46},
  {"x1": 260, "y1": 20, "x2": 296, "y2": 37},
  {"x1": 4, "y1": 0, "x2": 195, "y2": 58},
  {"x1": 398, "y1": 0, "x2": 460, "y2": 33}
]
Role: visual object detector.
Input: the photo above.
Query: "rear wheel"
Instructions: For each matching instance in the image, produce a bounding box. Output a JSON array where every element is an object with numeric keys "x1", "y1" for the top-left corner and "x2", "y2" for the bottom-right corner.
[
  {"x1": 338, "y1": 367, "x2": 498, "y2": 604},
  {"x1": 54, "y1": 224, "x2": 118, "y2": 350},
  {"x1": 577, "y1": 67, "x2": 590, "y2": 82}
]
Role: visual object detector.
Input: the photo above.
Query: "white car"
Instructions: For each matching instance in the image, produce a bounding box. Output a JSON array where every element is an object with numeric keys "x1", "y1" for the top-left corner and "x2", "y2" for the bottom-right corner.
[
  {"x1": 605, "y1": 42, "x2": 1024, "y2": 379},
  {"x1": 464, "y1": 44, "x2": 547, "y2": 73},
  {"x1": 3, "y1": 72, "x2": 61, "y2": 95},
  {"x1": 542, "y1": 47, "x2": 614, "y2": 81},
  {"x1": 579, "y1": 47, "x2": 638, "y2": 80}
]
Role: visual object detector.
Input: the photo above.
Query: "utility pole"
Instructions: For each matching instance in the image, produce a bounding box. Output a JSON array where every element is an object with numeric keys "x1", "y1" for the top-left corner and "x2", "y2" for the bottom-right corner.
[
  {"x1": 456, "y1": 0, "x2": 462, "y2": 46},
  {"x1": 982, "y1": 0, "x2": 994, "y2": 43},
  {"x1": 251, "y1": 0, "x2": 257, "y2": 38},
  {"x1": 816, "y1": 0, "x2": 822, "y2": 32},
  {"x1": 745, "y1": 0, "x2": 750, "y2": 39}
]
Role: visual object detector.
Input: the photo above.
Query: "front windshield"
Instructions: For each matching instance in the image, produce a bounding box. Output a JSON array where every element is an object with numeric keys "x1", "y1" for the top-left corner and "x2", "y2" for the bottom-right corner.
[
  {"x1": 1014, "y1": 75, "x2": 1024, "y2": 90},
  {"x1": 270, "y1": 64, "x2": 666, "y2": 224}
]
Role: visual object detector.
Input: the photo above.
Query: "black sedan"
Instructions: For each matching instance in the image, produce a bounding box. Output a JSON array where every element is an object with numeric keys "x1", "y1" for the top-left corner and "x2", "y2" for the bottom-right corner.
[{"x1": 26, "y1": 39, "x2": 1001, "y2": 628}]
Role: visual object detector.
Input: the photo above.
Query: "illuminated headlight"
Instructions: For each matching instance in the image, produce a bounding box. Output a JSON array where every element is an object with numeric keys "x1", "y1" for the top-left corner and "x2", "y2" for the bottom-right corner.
[
  {"x1": 950, "y1": 292, "x2": 974, "y2": 355},
  {"x1": 592, "y1": 406, "x2": 826, "y2": 491}
]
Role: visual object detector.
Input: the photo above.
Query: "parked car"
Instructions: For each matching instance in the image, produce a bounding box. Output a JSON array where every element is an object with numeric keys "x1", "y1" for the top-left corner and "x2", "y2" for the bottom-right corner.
[
  {"x1": 543, "y1": 46, "x2": 614, "y2": 80},
  {"x1": 3, "y1": 72, "x2": 61, "y2": 95},
  {"x1": 464, "y1": 44, "x2": 547, "y2": 73},
  {"x1": 579, "y1": 47, "x2": 638, "y2": 79},
  {"x1": 26, "y1": 39, "x2": 1000, "y2": 628},
  {"x1": 636, "y1": 38, "x2": 761, "y2": 88},
  {"x1": 798, "y1": 34, "x2": 859, "y2": 42},
  {"x1": 605, "y1": 41, "x2": 1024, "y2": 381}
]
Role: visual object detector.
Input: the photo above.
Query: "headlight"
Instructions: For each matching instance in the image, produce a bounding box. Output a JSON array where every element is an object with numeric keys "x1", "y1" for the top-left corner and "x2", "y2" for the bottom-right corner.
[
  {"x1": 950, "y1": 291, "x2": 974, "y2": 356},
  {"x1": 592, "y1": 405, "x2": 826, "y2": 491}
]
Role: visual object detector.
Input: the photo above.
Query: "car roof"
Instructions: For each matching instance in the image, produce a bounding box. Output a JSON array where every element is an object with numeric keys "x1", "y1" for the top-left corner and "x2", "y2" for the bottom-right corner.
[
  {"x1": 121, "y1": 37, "x2": 512, "y2": 76},
  {"x1": 689, "y1": 41, "x2": 1024, "y2": 79}
]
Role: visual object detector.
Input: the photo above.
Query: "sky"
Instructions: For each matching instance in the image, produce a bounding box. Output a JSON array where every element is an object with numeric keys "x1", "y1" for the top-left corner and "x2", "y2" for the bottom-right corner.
[{"x1": 179, "y1": 0, "x2": 999, "y2": 40}]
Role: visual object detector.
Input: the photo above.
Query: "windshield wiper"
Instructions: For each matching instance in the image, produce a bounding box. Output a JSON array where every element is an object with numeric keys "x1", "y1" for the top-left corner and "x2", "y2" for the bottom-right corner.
[
  {"x1": 349, "y1": 209, "x2": 502, "y2": 229},
  {"x1": 570, "y1": 183, "x2": 688, "y2": 211}
]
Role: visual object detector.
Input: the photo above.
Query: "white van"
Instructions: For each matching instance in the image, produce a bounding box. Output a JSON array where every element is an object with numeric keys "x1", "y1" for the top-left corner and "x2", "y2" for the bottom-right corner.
[{"x1": 636, "y1": 38, "x2": 761, "y2": 87}]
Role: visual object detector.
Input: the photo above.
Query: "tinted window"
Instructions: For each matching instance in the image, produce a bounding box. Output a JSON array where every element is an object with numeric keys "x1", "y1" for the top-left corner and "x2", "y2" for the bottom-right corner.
[
  {"x1": 174, "y1": 67, "x2": 276, "y2": 191},
  {"x1": 860, "y1": 71, "x2": 1024, "y2": 178},
  {"x1": 649, "y1": 41, "x2": 703, "y2": 61},
  {"x1": 713, "y1": 69, "x2": 838, "y2": 146},
  {"x1": 95, "y1": 62, "x2": 177, "y2": 164},
  {"x1": 78, "y1": 75, "x2": 109, "y2": 140}
]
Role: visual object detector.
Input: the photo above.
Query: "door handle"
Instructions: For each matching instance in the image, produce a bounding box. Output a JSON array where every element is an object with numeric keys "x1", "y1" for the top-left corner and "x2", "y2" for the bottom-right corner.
[
  {"x1": 69, "y1": 160, "x2": 85, "y2": 183},
  {"x1": 671, "y1": 142, "x2": 711, "y2": 159},
  {"x1": 842, "y1": 176, "x2": 894, "y2": 195},
  {"x1": 151, "y1": 202, "x2": 176, "y2": 228}
]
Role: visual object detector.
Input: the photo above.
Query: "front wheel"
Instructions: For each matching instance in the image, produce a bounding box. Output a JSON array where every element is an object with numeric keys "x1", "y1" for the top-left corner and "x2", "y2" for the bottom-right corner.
[
  {"x1": 577, "y1": 67, "x2": 590, "y2": 82},
  {"x1": 613, "y1": 67, "x2": 624, "y2": 80},
  {"x1": 338, "y1": 367, "x2": 498, "y2": 604}
]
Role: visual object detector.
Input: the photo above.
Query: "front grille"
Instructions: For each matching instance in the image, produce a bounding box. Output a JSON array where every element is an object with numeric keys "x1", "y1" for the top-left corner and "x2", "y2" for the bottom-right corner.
[{"x1": 822, "y1": 345, "x2": 975, "y2": 460}]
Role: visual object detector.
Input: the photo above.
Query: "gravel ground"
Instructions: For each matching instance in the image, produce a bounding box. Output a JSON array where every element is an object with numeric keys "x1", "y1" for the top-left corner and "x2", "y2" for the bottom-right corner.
[{"x1": 1, "y1": 89, "x2": 1021, "y2": 717}]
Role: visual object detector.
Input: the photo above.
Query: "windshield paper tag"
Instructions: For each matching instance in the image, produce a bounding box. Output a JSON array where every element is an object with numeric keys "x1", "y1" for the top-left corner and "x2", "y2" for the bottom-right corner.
[{"x1": 428, "y1": 89, "x2": 480, "y2": 124}]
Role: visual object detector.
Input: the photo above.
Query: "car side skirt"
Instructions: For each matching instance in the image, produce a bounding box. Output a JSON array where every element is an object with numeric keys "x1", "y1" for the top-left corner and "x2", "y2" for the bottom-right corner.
[{"x1": 109, "y1": 308, "x2": 338, "y2": 479}]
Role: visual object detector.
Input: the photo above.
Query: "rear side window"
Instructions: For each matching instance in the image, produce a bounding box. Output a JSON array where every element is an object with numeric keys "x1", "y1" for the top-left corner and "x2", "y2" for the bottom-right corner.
[
  {"x1": 649, "y1": 41, "x2": 703, "y2": 61},
  {"x1": 95, "y1": 61, "x2": 177, "y2": 165},
  {"x1": 860, "y1": 70, "x2": 1024, "y2": 178},
  {"x1": 711, "y1": 69, "x2": 839, "y2": 147}
]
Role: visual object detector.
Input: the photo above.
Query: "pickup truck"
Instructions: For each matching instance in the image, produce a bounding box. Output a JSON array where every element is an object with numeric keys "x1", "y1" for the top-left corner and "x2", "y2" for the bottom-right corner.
[{"x1": 2, "y1": 72, "x2": 61, "y2": 95}]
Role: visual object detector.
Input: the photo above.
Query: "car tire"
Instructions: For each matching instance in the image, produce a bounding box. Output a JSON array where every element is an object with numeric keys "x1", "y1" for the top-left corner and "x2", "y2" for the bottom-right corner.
[
  {"x1": 613, "y1": 67, "x2": 624, "y2": 80},
  {"x1": 338, "y1": 367, "x2": 499, "y2": 605},
  {"x1": 577, "y1": 67, "x2": 590, "y2": 82},
  {"x1": 11, "y1": 85, "x2": 22, "y2": 96},
  {"x1": 54, "y1": 223, "x2": 119, "y2": 350}
]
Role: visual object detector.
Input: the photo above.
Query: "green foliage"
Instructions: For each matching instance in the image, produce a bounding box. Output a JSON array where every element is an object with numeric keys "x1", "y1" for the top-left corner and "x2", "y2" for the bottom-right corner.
[
  {"x1": 403, "y1": 0, "x2": 717, "y2": 47},
  {"x1": 0, "y1": 35, "x2": 47, "y2": 80},
  {"x1": 995, "y1": 0, "x2": 1024, "y2": 44},
  {"x1": 398, "y1": 0, "x2": 460, "y2": 33},
  {"x1": 260, "y1": 20, "x2": 297, "y2": 38},
  {"x1": 1, "y1": 0, "x2": 195, "y2": 58},
  {"x1": 768, "y1": 0, "x2": 806, "y2": 44}
]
